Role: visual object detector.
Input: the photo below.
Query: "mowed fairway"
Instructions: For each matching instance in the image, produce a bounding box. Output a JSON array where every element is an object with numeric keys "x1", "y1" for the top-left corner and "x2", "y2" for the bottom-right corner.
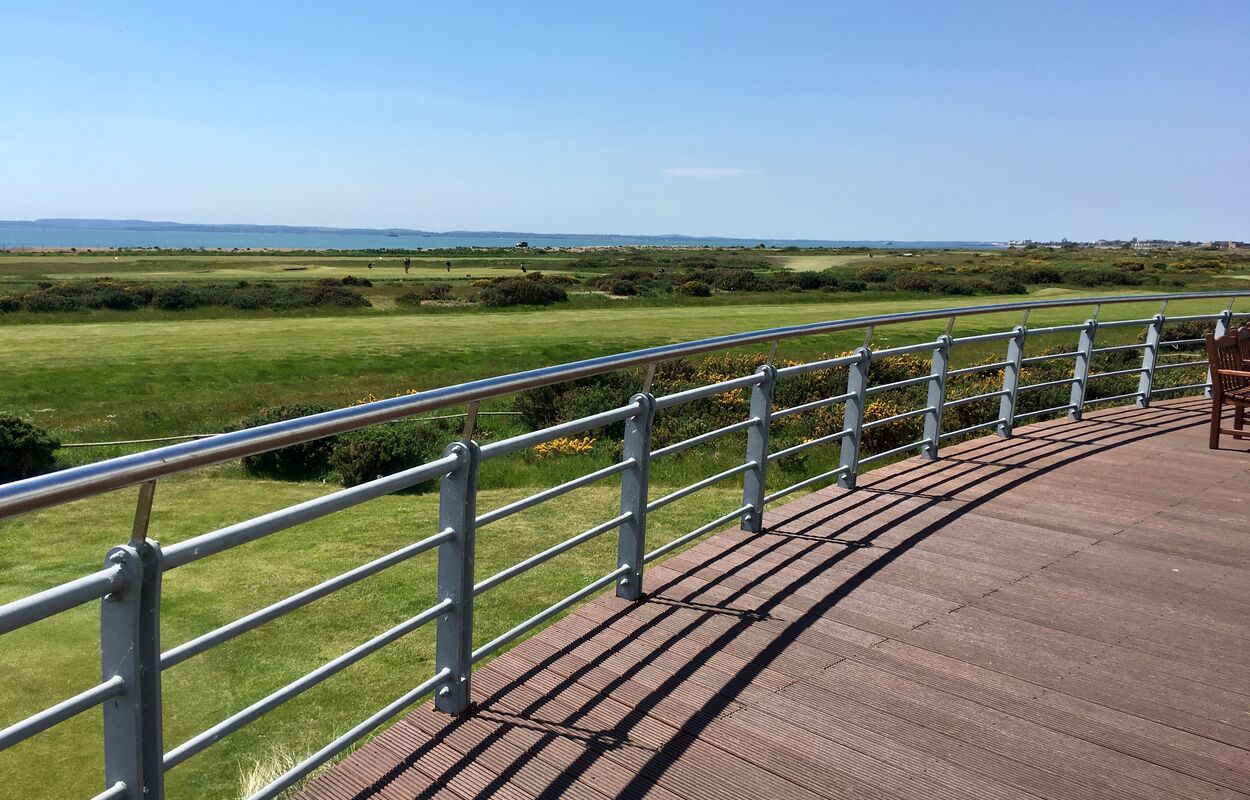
[{"x1": 0, "y1": 290, "x2": 1183, "y2": 446}]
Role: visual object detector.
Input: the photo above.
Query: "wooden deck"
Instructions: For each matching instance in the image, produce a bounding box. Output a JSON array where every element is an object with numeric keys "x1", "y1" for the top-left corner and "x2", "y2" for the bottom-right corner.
[{"x1": 299, "y1": 397, "x2": 1250, "y2": 800}]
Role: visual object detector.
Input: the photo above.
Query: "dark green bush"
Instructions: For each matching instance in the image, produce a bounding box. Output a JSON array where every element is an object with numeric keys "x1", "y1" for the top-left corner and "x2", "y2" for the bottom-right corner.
[
  {"x1": 606, "y1": 279, "x2": 638, "y2": 296},
  {"x1": 480, "y1": 278, "x2": 568, "y2": 307},
  {"x1": 0, "y1": 415, "x2": 58, "y2": 483},
  {"x1": 329, "y1": 419, "x2": 460, "y2": 489},
  {"x1": 236, "y1": 403, "x2": 337, "y2": 480},
  {"x1": 152, "y1": 285, "x2": 197, "y2": 310},
  {"x1": 676, "y1": 280, "x2": 711, "y2": 297},
  {"x1": 398, "y1": 283, "x2": 454, "y2": 305}
]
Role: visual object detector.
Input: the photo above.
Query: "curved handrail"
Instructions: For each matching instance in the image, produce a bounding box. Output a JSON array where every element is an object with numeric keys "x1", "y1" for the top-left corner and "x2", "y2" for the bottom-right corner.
[{"x1": 0, "y1": 290, "x2": 1243, "y2": 519}]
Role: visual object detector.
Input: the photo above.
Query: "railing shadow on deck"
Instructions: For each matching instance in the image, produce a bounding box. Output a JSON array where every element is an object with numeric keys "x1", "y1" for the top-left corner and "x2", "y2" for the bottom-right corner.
[{"x1": 335, "y1": 397, "x2": 1219, "y2": 800}]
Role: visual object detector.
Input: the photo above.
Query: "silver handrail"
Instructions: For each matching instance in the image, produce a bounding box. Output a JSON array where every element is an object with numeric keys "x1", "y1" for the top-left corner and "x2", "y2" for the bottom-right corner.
[{"x1": 1, "y1": 290, "x2": 1243, "y2": 519}]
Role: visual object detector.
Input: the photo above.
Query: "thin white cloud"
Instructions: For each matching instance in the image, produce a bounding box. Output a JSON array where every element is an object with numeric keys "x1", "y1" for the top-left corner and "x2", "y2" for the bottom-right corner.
[{"x1": 662, "y1": 167, "x2": 761, "y2": 178}]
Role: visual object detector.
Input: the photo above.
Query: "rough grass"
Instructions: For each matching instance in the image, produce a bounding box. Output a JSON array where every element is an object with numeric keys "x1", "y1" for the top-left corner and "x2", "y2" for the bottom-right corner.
[{"x1": 0, "y1": 477, "x2": 743, "y2": 800}]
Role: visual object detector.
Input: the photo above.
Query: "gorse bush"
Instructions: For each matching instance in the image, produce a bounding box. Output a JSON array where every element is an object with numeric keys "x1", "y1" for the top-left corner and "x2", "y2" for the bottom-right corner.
[
  {"x1": 4, "y1": 279, "x2": 371, "y2": 314},
  {"x1": 329, "y1": 418, "x2": 462, "y2": 490},
  {"x1": 0, "y1": 415, "x2": 59, "y2": 483},
  {"x1": 236, "y1": 403, "x2": 338, "y2": 480},
  {"x1": 479, "y1": 275, "x2": 569, "y2": 307}
]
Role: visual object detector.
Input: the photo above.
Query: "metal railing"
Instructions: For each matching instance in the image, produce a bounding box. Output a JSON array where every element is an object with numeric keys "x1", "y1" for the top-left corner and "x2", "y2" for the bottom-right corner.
[{"x1": 0, "y1": 291, "x2": 1246, "y2": 800}]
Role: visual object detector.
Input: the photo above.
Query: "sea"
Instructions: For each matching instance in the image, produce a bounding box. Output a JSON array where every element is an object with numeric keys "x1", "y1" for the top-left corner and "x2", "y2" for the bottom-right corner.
[{"x1": 0, "y1": 222, "x2": 1000, "y2": 252}]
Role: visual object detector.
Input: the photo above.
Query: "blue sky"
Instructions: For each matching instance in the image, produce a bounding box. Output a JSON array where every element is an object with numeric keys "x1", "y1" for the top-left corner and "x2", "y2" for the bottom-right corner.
[{"x1": 1, "y1": 1, "x2": 1246, "y2": 240}]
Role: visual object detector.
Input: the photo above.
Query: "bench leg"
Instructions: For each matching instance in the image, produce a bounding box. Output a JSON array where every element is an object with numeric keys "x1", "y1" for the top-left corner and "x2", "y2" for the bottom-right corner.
[
  {"x1": 1209, "y1": 400, "x2": 1222, "y2": 449},
  {"x1": 1235, "y1": 405, "x2": 1248, "y2": 439}
]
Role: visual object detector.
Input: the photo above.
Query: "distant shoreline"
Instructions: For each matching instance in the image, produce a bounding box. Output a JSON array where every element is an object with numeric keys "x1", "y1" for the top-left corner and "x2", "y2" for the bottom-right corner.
[{"x1": 0, "y1": 218, "x2": 1003, "y2": 252}]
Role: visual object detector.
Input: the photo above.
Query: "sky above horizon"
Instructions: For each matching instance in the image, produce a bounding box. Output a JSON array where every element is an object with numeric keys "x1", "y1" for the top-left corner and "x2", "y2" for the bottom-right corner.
[{"x1": 1, "y1": 1, "x2": 1247, "y2": 241}]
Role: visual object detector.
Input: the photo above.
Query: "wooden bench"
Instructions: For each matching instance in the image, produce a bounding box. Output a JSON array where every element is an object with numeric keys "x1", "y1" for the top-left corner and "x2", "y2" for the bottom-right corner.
[{"x1": 1206, "y1": 328, "x2": 1250, "y2": 448}]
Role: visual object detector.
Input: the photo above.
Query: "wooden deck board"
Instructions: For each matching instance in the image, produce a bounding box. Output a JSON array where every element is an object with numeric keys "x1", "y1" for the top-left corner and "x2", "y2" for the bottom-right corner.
[{"x1": 299, "y1": 397, "x2": 1250, "y2": 800}]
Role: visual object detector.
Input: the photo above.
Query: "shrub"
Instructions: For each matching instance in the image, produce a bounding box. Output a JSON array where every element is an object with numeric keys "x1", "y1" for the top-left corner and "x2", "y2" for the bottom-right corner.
[
  {"x1": 986, "y1": 273, "x2": 1027, "y2": 294},
  {"x1": 152, "y1": 285, "x2": 197, "y2": 310},
  {"x1": 676, "y1": 280, "x2": 711, "y2": 297},
  {"x1": 480, "y1": 278, "x2": 568, "y2": 307},
  {"x1": 330, "y1": 419, "x2": 458, "y2": 489},
  {"x1": 856, "y1": 265, "x2": 892, "y2": 283},
  {"x1": 21, "y1": 292, "x2": 81, "y2": 312},
  {"x1": 340, "y1": 275, "x2": 373, "y2": 287},
  {"x1": 0, "y1": 415, "x2": 58, "y2": 483},
  {"x1": 236, "y1": 403, "x2": 337, "y2": 480},
  {"x1": 606, "y1": 279, "x2": 638, "y2": 296},
  {"x1": 0, "y1": 294, "x2": 18, "y2": 312}
]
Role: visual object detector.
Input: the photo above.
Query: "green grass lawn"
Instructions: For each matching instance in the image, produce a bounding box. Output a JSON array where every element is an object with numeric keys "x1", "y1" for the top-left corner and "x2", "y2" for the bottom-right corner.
[{"x1": 0, "y1": 476, "x2": 743, "y2": 800}]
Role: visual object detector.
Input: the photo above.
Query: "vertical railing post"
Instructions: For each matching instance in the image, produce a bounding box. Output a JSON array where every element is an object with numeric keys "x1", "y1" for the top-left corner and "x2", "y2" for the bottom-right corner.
[
  {"x1": 1068, "y1": 318, "x2": 1098, "y2": 420},
  {"x1": 1207, "y1": 308, "x2": 1233, "y2": 398},
  {"x1": 741, "y1": 364, "x2": 776, "y2": 532},
  {"x1": 434, "y1": 440, "x2": 480, "y2": 714},
  {"x1": 1137, "y1": 312, "x2": 1165, "y2": 407},
  {"x1": 837, "y1": 347, "x2": 872, "y2": 489},
  {"x1": 997, "y1": 325, "x2": 1027, "y2": 437},
  {"x1": 101, "y1": 541, "x2": 164, "y2": 800},
  {"x1": 921, "y1": 335, "x2": 951, "y2": 460},
  {"x1": 617, "y1": 393, "x2": 655, "y2": 599}
]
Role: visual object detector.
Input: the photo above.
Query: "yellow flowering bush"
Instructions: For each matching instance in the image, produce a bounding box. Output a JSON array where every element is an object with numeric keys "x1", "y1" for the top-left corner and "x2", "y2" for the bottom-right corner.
[{"x1": 534, "y1": 436, "x2": 595, "y2": 458}]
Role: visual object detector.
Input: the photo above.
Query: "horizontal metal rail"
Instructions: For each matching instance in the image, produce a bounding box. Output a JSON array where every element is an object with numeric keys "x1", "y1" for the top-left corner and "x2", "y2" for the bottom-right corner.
[
  {"x1": 864, "y1": 373, "x2": 938, "y2": 396},
  {"x1": 770, "y1": 392, "x2": 854, "y2": 421},
  {"x1": 0, "y1": 564, "x2": 125, "y2": 635},
  {"x1": 1094, "y1": 317, "x2": 1151, "y2": 329},
  {"x1": 1163, "y1": 313, "x2": 1223, "y2": 323},
  {"x1": 948, "y1": 360, "x2": 1010, "y2": 377},
  {"x1": 940, "y1": 419, "x2": 1002, "y2": 440},
  {"x1": 643, "y1": 504, "x2": 754, "y2": 564},
  {"x1": 774, "y1": 353, "x2": 861, "y2": 378},
  {"x1": 1159, "y1": 337, "x2": 1205, "y2": 347},
  {"x1": 474, "y1": 513, "x2": 632, "y2": 596},
  {"x1": 475, "y1": 460, "x2": 634, "y2": 529},
  {"x1": 862, "y1": 406, "x2": 935, "y2": 431},
  {"x1": 162, "y1": 453, "x2": 461, "y2": 570},
  {"x1": 161, "y1": 528, "x2": 454, "y2": 669},
  {"x1": 479, "y1": 402, "x2": 641, "y2": 460},
  {"x1": 1154, "y1": 360, "x2": 1208, "y2": 371},
  {"x1": 857, "y1": 438, "x2": 931, "y2": 467},
  {"x1": 654, "y1": 373, "x2": 763, "y2": 410},
  {"x1": 91, "y1": 782, "x2": 128, "y2": 800},
  {"x1": 1018, "y1": 377, "x2": 1079, "y2": 392},
  {"x1": 1091, "y1": 343, "x2": 1147, "y2": 355},
  {"x1": 950, "y1": 329, "x2": 1020, "y2": 345},
  {"x1": 650, "y1": 417, "x2": 760, "y2": 459},
  {"x1": 164, "y1": 598, "x2": 452, "y2": 770},
  {"x1": 1151, "y1": 382, "x2": 1210, "y2": 395},
  {"x1": 763, "y1": 466, "x2": 851, "y2": 505},
  {"x1": 1014, "y1": 403, "x2": 1077, "y2": 421},
  {"x1": 766, "y1": 430, "x2": 852, "y2": 463},
  {"x1": 472, "y1": 566, "x2": 631, "y2": 663},
  {"x1": 1025, "y1": 323, "x2": 1088, "y2": 336},
  {"x1": 944, "y1": 390, "x2": 1009, "y2": 408},
  {"x1": 1085, "y1": 390, "x2": 1145, "y2": 406},
  {"x1": 1088, "y1": 367, "x2": 1148, "y2": 380},
  {"x1": 248, "y1": 668, "x2": 452, "y2": 800},
  {"x1": 873, "y1": 339, "x2": 943, "y2": 358},
  {"x1": 1021, "y1": 350, "x2": 1080, "y2": 365},
  {"x1": 0, "y1": 676, "x2": 124, "y2": 751},
  {"x1": 646, "y1": 462, "x2": 756, "y2": 512}
]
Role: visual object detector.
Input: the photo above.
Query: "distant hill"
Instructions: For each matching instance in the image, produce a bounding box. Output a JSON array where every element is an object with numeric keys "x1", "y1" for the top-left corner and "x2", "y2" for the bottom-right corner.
[{"x1": 0, "y1": 218, "x2": 993, "y2": 248}]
